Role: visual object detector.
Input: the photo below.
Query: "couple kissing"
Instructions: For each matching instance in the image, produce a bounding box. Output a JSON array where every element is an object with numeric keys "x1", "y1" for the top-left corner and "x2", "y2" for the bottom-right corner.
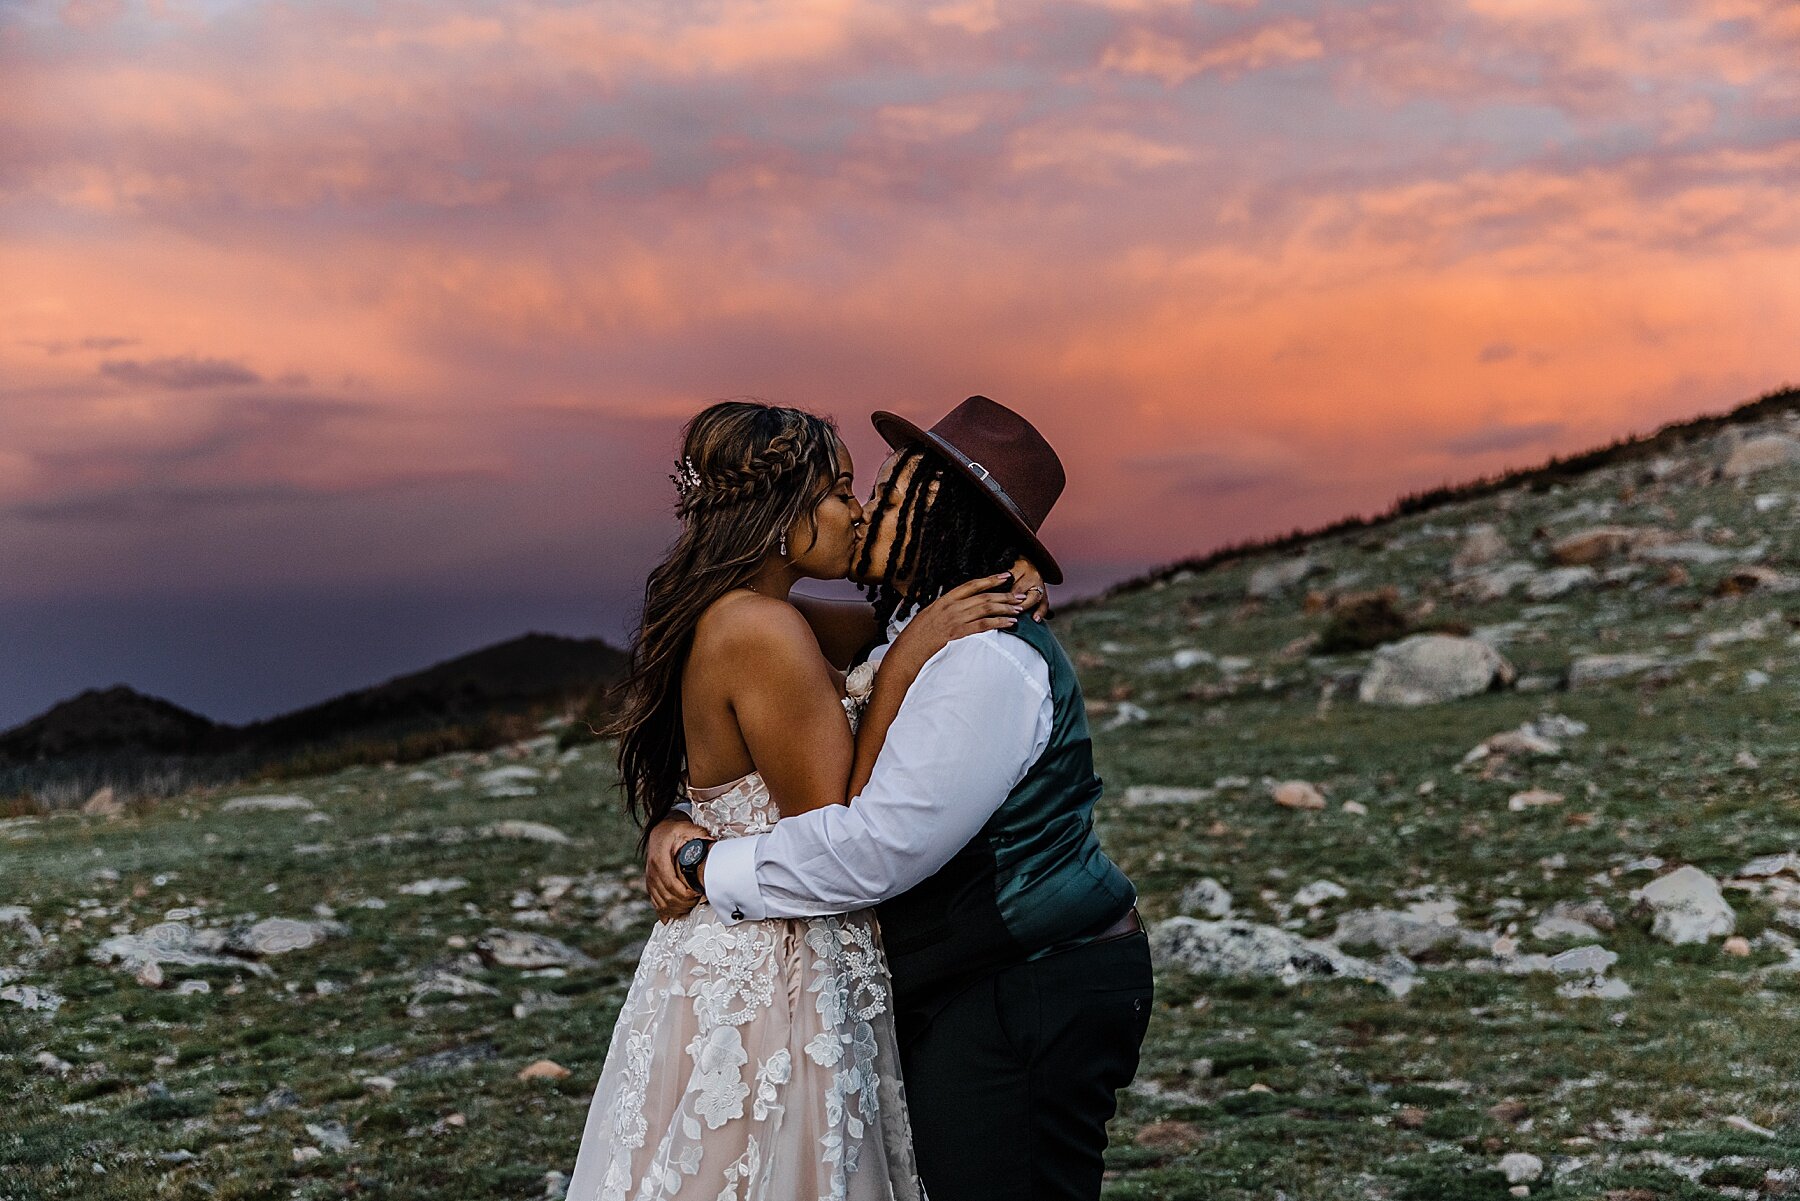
[{"x1": 565, "y1": 395, "x2": 1150, "y2": 1201}]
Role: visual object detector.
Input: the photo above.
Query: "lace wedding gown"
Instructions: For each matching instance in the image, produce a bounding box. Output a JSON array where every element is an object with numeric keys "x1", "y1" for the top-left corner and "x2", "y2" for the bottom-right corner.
[{"x1": 565, "y1": 688, "x2": 923, "y2": 1201}]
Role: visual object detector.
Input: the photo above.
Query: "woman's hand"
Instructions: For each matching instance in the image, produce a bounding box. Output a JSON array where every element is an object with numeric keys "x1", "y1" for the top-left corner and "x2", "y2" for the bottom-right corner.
[
  {"x1": 888, "y1": 572, "x2": 1024, "y2": 673},
  {"x1": 644, "y1": 816, "x2": 705, "y2": 922},
  {"x1": 1008, "y1": 557, "x2": 1051, "y2": 622}
]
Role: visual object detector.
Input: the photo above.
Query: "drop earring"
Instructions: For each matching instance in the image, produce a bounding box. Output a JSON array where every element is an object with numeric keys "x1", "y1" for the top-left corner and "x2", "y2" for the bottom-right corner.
[{"x1": 778, "y1": 533, "x2": 788, "y2": 557}]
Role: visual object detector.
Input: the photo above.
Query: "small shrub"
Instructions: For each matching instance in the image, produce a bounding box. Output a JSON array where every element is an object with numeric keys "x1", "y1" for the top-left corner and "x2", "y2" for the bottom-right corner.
[
  {"x1": 1420, "y1": 1107, "x2": 1486, "y2": 1139},
  {"x1": 1701, "y1": 1162, "x2": 1768, "y2": 1188},
  {"x1": 1392, "y1": 1156, "x2": 1517, "y2": 1201},
  {"x1": 1318, "y1": 593, "x2": 1410, "y2": 654},
  {"x1": 125, "y1": 1091, "x2": 211, "y2": 1122}
]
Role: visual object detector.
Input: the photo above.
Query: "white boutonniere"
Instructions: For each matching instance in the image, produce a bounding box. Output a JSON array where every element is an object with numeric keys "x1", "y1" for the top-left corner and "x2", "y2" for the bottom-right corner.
[{"x1": 844, "y1": 661, "x2": 877, "y2": 704}]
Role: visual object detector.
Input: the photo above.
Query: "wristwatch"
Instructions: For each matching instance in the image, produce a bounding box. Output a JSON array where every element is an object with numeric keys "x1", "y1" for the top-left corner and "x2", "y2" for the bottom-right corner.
[{"x1": 675, "y1": 837, "x2": 713, "y2": 893}]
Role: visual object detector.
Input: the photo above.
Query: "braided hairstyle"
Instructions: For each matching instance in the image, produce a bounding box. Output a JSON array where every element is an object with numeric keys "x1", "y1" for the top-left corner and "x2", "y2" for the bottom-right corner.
[
  {"x1": 855, "y1": 444, "x2": 1026, "y2": 629},
  {"x1": 606, "y1": 400, "x2": 843, "y2": 850}
]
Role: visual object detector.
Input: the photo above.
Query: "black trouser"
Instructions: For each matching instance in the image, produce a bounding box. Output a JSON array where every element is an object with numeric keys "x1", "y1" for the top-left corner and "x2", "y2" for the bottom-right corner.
[{"x1": 894, "y1": 932, "x2": 1153, "y2": 1201}]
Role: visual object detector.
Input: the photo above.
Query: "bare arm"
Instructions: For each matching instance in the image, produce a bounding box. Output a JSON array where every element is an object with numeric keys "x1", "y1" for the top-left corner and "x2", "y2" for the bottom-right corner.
[
  {"x1": 728, "y1": 601, "x2": 859, "y2": 819},
  {"x1": 643, "y1": 604, "x2": 859, "y2": 921}
]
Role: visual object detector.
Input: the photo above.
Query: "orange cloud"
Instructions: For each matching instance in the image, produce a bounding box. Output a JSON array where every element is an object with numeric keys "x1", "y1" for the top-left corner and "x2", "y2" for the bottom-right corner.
[
  {"x1": 1, "y1": 0, "x2": 1795, "y2": 611},
  {"x1": 1100, "y1": 20, "x2": 1325, "y2": 84}
]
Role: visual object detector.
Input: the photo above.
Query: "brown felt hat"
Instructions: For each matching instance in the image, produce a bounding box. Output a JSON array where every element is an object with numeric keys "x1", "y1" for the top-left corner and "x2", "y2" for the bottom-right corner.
[{"x1": 870, "y1": 395, "x2": 1067, "y2": 585}]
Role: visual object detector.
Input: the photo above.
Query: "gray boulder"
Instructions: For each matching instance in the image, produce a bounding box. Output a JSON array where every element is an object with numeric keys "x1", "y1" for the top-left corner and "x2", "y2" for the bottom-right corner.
[
  {"x1": 1454, "y1": 561, "x2": 1538, "y2": 602},
  {"x1": 480, "y1": 820, "x2": 574, "y2": 845},
  {"x1": 1533, "y1": 898, "x2": 1615, "y2": 940},
  {"x1": 1736, "y1": 851, "x2": 1800, "y2": 880},
  {"x1": 1525, "y1": 566, "x2": 1597, "y2": 600},
  {"x1": 228, "y1": 917, "x2": 346, "y2": 957},
  {"x1": 1547, "y1": 943, "x2": 1633, "y2": 998},
  {"x1": 1124, "y1": 786, "x2": 1214, "y2": 807},
  {"x1": 1246, "y1": 556, "x2": 1314, "y2": 599},
  {"x1": 1451, "y1": 524, "x2": 1508, "y2": 573},
  {"x1": 0, "y1": 905, "x2": 44, "y2": 946},
  {"x1": 0, "y1": 983, "x2": 64, "y2": 1014},
  {"x1": 1633, "y1": 540, "x2": 1763, "y2": 566},
  {"x1": 406, "y1": 968, "x2": 501, "y2": 1016},
  {"x1": 1331, "y1": 903, "x2": 1491, "y2": 956},
  {"x1": 474, "y1": 929, "x2": 598, "y2": 970},
  {"x1": 1532, "y1": 913, "x2": 1602, "y2": 940},
  {"x1": 1567, "y1": 653, "x2": 1672, "y2": 688},
  {"x1": 1178, "y1": 877, "x2": 1235, "y2": 918},
  {"x1": 476, "y1": 765, "x2": 543, "y2": 796},
  {"x1": 221, "y1": 794, "x2": 315, "y2": 813},
  {"x1": 1357, "y1": 635, "x2": 1515, "y2": 706},
  {"x1": 90, "y1": 921, "x2": 275, "y2": 984},
  {"x1": 1721, "y1": 434, "x2": 1800, "y2": 479},
  {"x1": 1632, "y1": 865, "x2": 1735, "y2": 945},
  {"x1": 1500, "y1": 1152, "x2": 1545, "y2": 1184},
  {"x1": 1150, "y1": 917, "x2": 1415, "y2": 996}
]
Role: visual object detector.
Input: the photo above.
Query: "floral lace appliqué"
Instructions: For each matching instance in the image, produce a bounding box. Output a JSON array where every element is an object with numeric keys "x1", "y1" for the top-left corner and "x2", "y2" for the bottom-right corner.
[
  {"x1": 565, "y1": 666, "x2": 919, "y2": 1201},
  {"x1": 686, "y1": 1026, "x2": 752, "y2": 1130}
]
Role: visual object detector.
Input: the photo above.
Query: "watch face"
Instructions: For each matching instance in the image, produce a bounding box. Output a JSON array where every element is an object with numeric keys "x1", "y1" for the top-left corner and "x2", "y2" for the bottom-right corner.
[{"x1": 678, "y1": 839, "x2": 706, "y2": 868}]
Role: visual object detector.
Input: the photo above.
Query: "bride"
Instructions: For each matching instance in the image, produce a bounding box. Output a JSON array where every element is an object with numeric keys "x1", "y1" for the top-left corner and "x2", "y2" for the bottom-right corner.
[{"x1": 564, "y1": 400, "x2": 1037, "y2": 1201}]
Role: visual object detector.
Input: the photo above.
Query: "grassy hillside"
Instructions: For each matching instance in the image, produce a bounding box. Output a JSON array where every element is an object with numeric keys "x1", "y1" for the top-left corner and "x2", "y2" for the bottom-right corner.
[{"x1": 5, "y1": 400, "x2": 1800, "y2": 1199}]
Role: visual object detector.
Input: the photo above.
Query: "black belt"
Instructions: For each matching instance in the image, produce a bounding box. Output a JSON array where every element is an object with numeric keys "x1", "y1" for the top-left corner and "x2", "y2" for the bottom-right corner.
[
  {"x1": 1089, "y1": 906, "x2": 1145, "y2": 943},
  {"x1": 1035, "y1": 906, "x2": 1144, "y2": 960}
]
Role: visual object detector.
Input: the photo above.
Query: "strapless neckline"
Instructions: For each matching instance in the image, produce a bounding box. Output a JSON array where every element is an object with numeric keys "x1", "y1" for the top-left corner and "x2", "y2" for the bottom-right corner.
[{"x1": 685, "y1": 770, "x2": 761, "y2": 802}]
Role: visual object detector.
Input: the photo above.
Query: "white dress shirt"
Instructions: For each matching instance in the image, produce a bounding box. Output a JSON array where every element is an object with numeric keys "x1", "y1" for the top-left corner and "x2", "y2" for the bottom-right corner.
[{"x1": 700, "y1": 609, "x2": 1054, "y2": 924}]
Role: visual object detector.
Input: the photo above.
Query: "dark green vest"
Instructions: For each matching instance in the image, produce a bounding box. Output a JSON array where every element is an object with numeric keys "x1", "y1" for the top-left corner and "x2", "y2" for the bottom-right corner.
[{"x1": 875, "y1": 616, "x2": 1136, "y2": 1008}]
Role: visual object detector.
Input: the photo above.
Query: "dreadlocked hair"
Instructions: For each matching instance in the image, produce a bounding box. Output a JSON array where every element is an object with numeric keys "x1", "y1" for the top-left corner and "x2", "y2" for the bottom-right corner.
[
  {"x1": 604, "y1": 400, "x2": 843, "y2": 854},
  {"x1": 856, "y1": 444, "x2": 1026, "y2": 629}
]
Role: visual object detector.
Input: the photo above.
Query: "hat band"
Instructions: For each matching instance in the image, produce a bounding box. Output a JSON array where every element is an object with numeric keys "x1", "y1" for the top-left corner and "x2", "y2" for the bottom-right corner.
[{"x1": 924, "y1": 431, "x2": 1032, "y2": 531}]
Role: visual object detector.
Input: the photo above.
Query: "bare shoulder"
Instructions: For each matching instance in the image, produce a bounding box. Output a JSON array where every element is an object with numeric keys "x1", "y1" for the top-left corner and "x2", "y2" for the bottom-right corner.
[{"x1": 693, "y1": 590, "x2": 820, "y2": 668}]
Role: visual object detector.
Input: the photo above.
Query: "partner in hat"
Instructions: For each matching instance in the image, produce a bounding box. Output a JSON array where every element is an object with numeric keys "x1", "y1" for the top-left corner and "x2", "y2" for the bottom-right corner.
[
  {"x1": 646, "y1": 396, "x2": 1151, "y2": 1201},
  {"x1": 563, "y1": 400, "x2": 1048, "y2": 1201}
]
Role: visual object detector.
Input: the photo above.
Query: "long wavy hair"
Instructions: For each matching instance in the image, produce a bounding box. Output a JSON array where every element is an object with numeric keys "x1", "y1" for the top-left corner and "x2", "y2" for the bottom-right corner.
[{"x1": 605, "y1": 400, "x2": 844, "y2": 852}]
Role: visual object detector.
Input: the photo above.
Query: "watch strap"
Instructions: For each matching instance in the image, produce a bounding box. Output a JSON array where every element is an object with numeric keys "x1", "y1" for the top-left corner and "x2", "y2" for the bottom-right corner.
[{"x1": 677, "y1": 838, "x2": 712, "y2": 892}]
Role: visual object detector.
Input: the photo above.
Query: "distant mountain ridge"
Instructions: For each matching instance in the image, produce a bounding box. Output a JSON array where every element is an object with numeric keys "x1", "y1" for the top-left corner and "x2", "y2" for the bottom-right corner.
[
  {"x1": 0, "y1": 631, "x2": 628, "y2": 766},
  {"x1": 0, "y1": 685, "x2": 220, "y2": 761},
  {"x1": 8, "y1": 384, "x2": 1795, "y2": 810}
]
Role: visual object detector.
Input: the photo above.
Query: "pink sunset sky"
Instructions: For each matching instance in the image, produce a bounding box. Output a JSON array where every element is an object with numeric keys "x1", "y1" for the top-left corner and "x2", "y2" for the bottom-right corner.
[{"x1": 2, "y1": 0, "x2": 1797, "y2": 727}]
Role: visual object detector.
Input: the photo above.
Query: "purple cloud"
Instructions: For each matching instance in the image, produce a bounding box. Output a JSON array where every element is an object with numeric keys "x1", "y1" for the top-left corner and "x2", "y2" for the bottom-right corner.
[
  {"x1": 99, "y1": 356, "x2": 262, "y2": 389},
  {"x1": 1440, "y1": 421, "x2": 1565, "y2": 456},
  {"x1": 21, "y1": 335, "x2": 140, "y2": 355}
]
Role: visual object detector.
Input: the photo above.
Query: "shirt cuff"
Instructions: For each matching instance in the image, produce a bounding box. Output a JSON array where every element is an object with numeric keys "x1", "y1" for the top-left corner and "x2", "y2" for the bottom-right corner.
[
  {"x1": 671, "y1": 800, "x2": 694, "y2": 819},
  {"x1": 702, "y1": 836, "x2": 765, "y2": 925}
]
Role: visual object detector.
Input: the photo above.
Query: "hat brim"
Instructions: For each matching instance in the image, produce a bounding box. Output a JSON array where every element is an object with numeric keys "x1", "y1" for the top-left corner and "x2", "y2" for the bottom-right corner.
[{"x1": 870, "y1": 409, "x2": 1065, "y2": 586}]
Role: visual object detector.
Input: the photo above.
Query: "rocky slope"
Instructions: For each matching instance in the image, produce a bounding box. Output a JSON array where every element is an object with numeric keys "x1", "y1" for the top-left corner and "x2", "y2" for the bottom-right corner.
[{"x1": 4, "y1": 394, "x2": 1799, "y2": 1200}]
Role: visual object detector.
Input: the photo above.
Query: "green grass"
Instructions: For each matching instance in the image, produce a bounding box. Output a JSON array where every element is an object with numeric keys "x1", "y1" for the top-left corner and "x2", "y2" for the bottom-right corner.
[{"x1": 6, "y1": 441, "x2": 1800, "y2": 1199}]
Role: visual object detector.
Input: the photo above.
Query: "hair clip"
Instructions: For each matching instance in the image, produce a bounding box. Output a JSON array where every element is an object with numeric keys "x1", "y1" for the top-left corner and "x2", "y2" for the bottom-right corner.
[{"x1": 669, "y1": 455, "x2": 703, "y2": 501}]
